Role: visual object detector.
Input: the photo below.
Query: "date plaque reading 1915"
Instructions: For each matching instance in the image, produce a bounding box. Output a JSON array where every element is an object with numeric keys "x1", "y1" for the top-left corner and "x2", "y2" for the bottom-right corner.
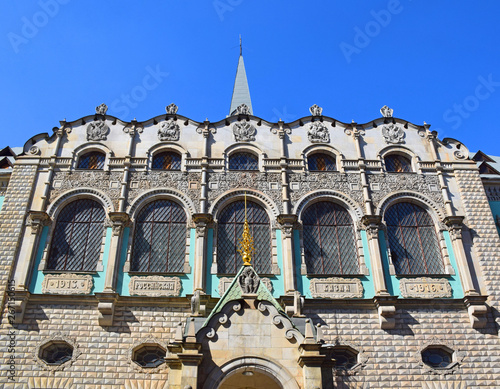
[{"x1": 42, "y1": 274, "x2": 93, "y2": 295}]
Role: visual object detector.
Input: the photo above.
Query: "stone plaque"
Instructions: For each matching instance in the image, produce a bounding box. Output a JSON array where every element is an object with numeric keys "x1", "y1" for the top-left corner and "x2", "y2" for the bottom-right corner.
[
  {"x1": 129, "y1": 276, "x2": 181, "y2": 297},
  {"x1": 42, "y1": 274, "x2": 93, "y2": 295},
  {"x1": 309, "y1": 277, "x2": 363, "y2": 298},
  {"x1": 399, "y1": 277, "x2": 452, "y2": 298},
  {"x1": 218, "y1": 277, "x2": 273, "y2": 296}
]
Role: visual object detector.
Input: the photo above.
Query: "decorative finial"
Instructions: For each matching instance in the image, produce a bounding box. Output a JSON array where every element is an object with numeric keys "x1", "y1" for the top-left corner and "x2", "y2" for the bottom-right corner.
[
  {"x1": 309, "y1": 104, "x2": 323, "y2": 116},
  {"x1": 238, "y1": 192, "x2": 255, "y2": 266},
  {"x1": 380, "y1": 105, "x2": 393, "y2": 118},
  {"x1": 96, "y1": 103, "x2": 108, "y2": 115},
  {"x1": 166, "y1": 103, "x2": 178, "y2": 114}
]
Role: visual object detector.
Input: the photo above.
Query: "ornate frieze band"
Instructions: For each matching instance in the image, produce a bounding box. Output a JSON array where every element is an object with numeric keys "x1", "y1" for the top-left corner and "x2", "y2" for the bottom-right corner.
[
  {"x1": 42, "y1": 274, "x2": 93, "y2": 295},
  {"x1": 129, "y1": 276, "x2": 181, "y2": 297},
  {"x1": 309, "y1": 277, "x2": 363, "y2": 298},
  {"x1": 399, "y1": 277, "x2": 452, "y2": 298}
]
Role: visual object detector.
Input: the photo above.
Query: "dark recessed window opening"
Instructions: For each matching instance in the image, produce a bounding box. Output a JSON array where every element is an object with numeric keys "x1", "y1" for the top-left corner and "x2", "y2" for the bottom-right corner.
[
  {"x1": 152, "y1": 151, "x2": 181, "y2": 170},
  {"x1": 229, "y1": 152, "x2": 258, "y2": 170},
  {"x1": 308, "y1": 153, "x2": 336, "y2": 171},
  {"x1": 133, "y1": 345, "x2": 166, "y2": 368},
  {"x1": 385, "y1": 154, "x2": 412, "y2": 172},
  {"x1": 422, "y1": 347, "x2": 453, "y2": 369},
  {"x1": 40, "y1": 342, "x2": 73, "y2": 365},
  {"x1": 77, "y1": 151, "x2": 105, "y2": 170}
]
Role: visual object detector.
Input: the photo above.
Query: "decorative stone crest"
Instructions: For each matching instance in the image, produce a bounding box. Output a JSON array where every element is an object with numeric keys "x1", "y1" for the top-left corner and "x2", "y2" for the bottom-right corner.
[
  {"x1": 382, "y1": 123, "x2": 405, "y2": 144},
  {"x1": 380, "y1": 105, "x2": 393, "y2": 117},
  {"x1": 29, "y1": 146, "x2": 40, "y2": 155},
  {"x1": 96, "y1": 103, "x2": 108, "y2": 115},
  {"x1": 399, "y1": 277, "x2": 452, "y2": 298},
  {"x1": 165, "y1": 103, "x2": 178, "y2": 114},
  {"x1": 309, "y1": 277, "x2": 363, "y2": 298},
  {"x1": 129, "y1": 276, "x2": 181, "y2": 297},
  {"x1": 238, "y1": 267, "x2": 260, "y2": 294},
  {"x1": 235, "y1": 103, "x2": 251, "y2": 115},
  {"x1": 309, "y1": 104, "x2": 323, "y2": 116},
  {"x1": 158, "y1": 118, "x2": 180, "y2": 141},
  {"x1": 87, "y1": 120, "x2": 110, "y2": 141},
  {"x1": 233, "y1": 119, "x2": 256, "y2": 142},
  {"x1": 307, "y1": 121, "x2": 330, "y2": 143},
  {"x1": 218, "y1": 277, "x2": 272, "y2": 296},
  {"x1": 42, "y1": 274, "x2": 93, "y2": 295}
]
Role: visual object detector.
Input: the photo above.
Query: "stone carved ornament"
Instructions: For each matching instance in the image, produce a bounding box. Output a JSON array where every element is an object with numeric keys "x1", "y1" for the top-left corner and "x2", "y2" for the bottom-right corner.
[
  {"x1": 235, "y1": 103, "x2": 251, "y2": 115},
  {"x1": 309, "y1": 104, "x2": 323, "y2": 116},
  {"x1": 233, "y1": 119, "x2": 256, "y2": 141},
  {"x1": 380, "y1": 105, "x2": 393, "y2": 118},
  {"x1": 158, "y1": 118, "x2": 180, "y2": 141},
  {"x1": 218, "y1": 277, "x2": 273, "y2": 296},
  {"x1": 239, "y1": 267, "x2": 260, "y2": 294},
  {"x1": 382, "y1": 123, "x2": 405, "y2": 144},
  {"x1": 41, "y1": 274, "x2": 93, "y2": 295},
  {"x1": 165, "y1": 103, "x2": 178, "y2": 114},
  {"x1": 96, "y1": 103, "x2": 108, "y2": 115},
  {"x1": 307, "y1": 121, "x2": 330, "y2": 143},
  {"x1": 87, "y1": 103, "x2": 110, "y2": 141}
]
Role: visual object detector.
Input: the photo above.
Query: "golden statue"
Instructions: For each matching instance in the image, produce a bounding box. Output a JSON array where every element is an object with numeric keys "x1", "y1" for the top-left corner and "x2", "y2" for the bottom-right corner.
[{"x1": 238, "y1": 192, "x2": 255, "y2": 266}]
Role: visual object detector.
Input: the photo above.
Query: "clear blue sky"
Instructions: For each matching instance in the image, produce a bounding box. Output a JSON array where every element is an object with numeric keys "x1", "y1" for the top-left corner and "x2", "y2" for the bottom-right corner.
[{"x1": 1, "y1": 1, "x2": 499, "y2": 154}]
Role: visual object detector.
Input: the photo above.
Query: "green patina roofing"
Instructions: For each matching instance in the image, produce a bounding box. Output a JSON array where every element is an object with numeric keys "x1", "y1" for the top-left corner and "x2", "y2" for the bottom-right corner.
[{"x1": 202, "y1": 265, "x2": 285, "y2": 328}]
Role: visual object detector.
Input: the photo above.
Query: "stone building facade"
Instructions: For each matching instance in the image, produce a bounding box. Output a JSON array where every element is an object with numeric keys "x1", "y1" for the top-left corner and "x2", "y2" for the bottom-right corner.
[{"x1": 0, "y1": 55, "x2": 499, "y2": 388}]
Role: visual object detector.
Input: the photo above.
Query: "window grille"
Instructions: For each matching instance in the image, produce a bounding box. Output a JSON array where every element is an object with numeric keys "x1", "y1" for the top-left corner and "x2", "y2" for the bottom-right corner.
[
  {"x1": 131, "y1": 200, "x2": 187, "y2": 273},
  {"x1": 47, "y1": 199, "x2": 106, "y2": 271},
  {"x1": 308, "y1": 153, "x2": 336, "y2": 171},
  {"x1": 228, "y1": 152, "x2": 258, "y2": 170},
  {"x1": 385, "y1": 202, "x2": 444, "y2": 274},
  {"x1": 302, "y1": 201, "x2": 359, "y2": 275},
  {"x1": 385, "y1": 154, "x2": 412, "y2": 172},
  {"x1": 152, "y1": 151, "x2": 181, "y2": 170},
  {"x1": 77, "y1": 151, "x2": 105, "y2": 170},
  {"x1": 217, "y1": 200, "x2": 271, "y2": 274}
]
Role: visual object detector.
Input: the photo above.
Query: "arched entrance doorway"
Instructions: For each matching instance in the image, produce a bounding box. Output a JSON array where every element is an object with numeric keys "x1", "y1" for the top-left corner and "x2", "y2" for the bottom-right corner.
[{"x1": 218, "y1": 366, "x2": 282, "y2": 389}]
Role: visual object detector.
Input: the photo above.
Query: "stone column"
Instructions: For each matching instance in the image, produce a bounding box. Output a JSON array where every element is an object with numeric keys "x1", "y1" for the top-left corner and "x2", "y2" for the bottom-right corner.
[
  {"x1": 361, "y1": 215, "x2": 389, "y2": 296},
  {"x1": 103, "y1": 212, "x2": 130, "y2": 292},
  {"x1": 120, "y1": 121, "x2": 142, "y2": 212},
  {"x1": 298, "y1": 319, "x2": 324, "y2": 388},
  {"x1": 192, "y1": 213, "x2": 213, "y2": 293},
  {"x1": 277, "y1": 214, "x2": 297, "y2": 295}
]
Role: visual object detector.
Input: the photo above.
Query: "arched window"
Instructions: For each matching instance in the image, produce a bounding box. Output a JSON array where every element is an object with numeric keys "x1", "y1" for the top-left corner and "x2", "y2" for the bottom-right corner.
[
  {"x1": 217, "y1": 200, "x2": 271, "y2": 274},
  {"x1": 152, "y1": 151, "x2": 181, "y2": 170},
  {"x1": 77, "y1": 151, "x2": 105, "y2": 170},
  {"x1": 302, "y1": 201, "x2": 359, "y2": 275},
  {"x1": 228, "y1": 152, "x2": 258, "y2": 170},
  {"x1": 385, "y1": 202, "x2": 444, "y2": 274},
  {"x1": 47, "y1": 199, "x2": 106, "y2": 271},
  {"x1": 131, "y1": 200, "x2": 187, "y2": 273},
  {"x1": 384, "y1": 154, "x2": 412, "y2": 172},
  {"x1": 308, "y1": 153, "x2": 336, "y2": 171}
]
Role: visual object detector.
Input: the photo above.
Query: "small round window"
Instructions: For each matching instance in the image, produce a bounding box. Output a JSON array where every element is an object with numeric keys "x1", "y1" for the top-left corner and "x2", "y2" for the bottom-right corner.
[
  {"x1": 40, "y1": 341, "x2": 73, "y2": 366},
  {"x1": 421, "y1": 346, "x2": 453, "y2": 369},
  {"x1": 133, "y1": 344, "x2": 166, "y2": 368}
]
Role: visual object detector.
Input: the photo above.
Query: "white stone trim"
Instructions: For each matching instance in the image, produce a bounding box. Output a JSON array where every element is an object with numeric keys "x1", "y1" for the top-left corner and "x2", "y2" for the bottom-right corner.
[
  {"x1": 72, "y1": 142, "x2": 113, "y2": 172},
  {"x1": 33, "y1": 333, "x2": 81, "y2": 372}
]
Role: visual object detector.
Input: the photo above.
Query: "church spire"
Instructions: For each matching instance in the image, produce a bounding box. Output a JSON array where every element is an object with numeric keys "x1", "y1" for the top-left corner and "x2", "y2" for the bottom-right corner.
[{"x1": 229, "y1": 36, "x2": 253, "y2": 116}]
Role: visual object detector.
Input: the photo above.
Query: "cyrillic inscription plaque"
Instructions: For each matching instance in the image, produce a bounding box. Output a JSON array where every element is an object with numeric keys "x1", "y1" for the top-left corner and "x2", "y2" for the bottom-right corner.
[
  {"x1": 129, "y1": 276, "x2": 181, "y2": 297},
  {"x1": 399, "y1": 277, "x2": 452, "y2": 298},
  {"x1": 42, "y1": 274, "x2": 93, "y2": 295},
  {"x1": 310, "y1": 277, "x2": 363, "y2": 298}
]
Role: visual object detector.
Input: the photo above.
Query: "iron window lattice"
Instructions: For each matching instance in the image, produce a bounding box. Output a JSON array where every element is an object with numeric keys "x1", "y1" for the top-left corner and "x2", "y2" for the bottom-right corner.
[
  {"x1": 77, "y1": 151, "x2": 105, "y2": 170},
  {"x1": 47, "y1": 199, "x2": 106, "y2": 272},
  {"x1": 302, "y1": 201, "x2": 359, "y2": 275},
  {"x1": 152, "y1": 151, "x2": 181, "y2": 170},
  {"x1": 131, "y1": 200, "x2": 187, "y2": 273},
  {"x1": 385, "y1": 202, "x2": 445, "y2": 275},
  {"x1": 308, "y1": 153, "x2": 336, "y2": 171},
  {"x1": 385, "y1": 154, "x2": 412, "y2": 173},
  {"x1": 40, "y1": 342, "x2": 73, "y2": 366},
  {"x1": 217, "y1": 200, "x2": 272, "y2": 274},
  {"x1": 228, "y1": 152, "x2": 258, "y2": 170}
]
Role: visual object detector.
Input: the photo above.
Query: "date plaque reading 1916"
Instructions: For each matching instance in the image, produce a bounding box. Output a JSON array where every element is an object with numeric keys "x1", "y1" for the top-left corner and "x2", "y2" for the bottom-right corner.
[{"x1": 399, "y1": 277, "x2": 452, "y2": 298}]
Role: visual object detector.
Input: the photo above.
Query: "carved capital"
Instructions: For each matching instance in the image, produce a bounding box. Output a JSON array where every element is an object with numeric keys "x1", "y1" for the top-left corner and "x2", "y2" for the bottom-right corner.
[
  {"x1": 54, "y1": 121, "x2": 72, "y2": 137},
  {"x1": 108, "y1": 212, "x2": 131, "y2": 236},
  {"x1": 443, "y1": 215, "x2": 465, "y2": 240},
  {"x1": 28, "y1": 211, "x2": 51, "y2": 235},
  {"x1": 123, "y1": 120, "x2": 144, "y2": 137},
  {"x1": 196, "y1": 120, "x2": 216, "y2": 138},
  {"x1": 361, "y1": 215, "x2": 382, "y2": 240}
]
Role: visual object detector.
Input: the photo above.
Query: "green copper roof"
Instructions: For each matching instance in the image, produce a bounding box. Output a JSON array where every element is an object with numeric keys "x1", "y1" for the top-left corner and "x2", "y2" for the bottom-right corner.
[{"x1": 229, "y1": 55, "x2": 253, "y2": 116}]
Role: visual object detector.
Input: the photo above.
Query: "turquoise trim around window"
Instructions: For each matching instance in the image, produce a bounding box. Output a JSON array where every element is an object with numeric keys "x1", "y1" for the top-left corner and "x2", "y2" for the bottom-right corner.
[
  {"x1": 92, "y1": 227, "x2": 112, "y2": 293},
  {"x1": 0, "y1": 196, "x2": 4, "y2": 212},
  {"x1": 273, "y1": 229, "x2": 285, "y2": 297},
  {"x1": 29, "y1": 226, "x2": 49, "y2": 294},
  {"x1": 117, "y1": 227, "x2": 131, "y2": 296},
  {"x1": 488, "y1": 201, "x2": 500, "y2": 235},
  {"x1": 178, "y1": 228, "x2": 195, "y2": 297},
  {"x1": 379, "y1": 229, "x2": 464, "y2": 298},
  {"x1": 360, "y1": 230, "x2": 375, "y2": 298},
  {"x1": 206, "y1": 228, "x2": 216, "y2": 296},
  {"x1": 294, "y1": 230, "x2": 310, "y2": 297}
]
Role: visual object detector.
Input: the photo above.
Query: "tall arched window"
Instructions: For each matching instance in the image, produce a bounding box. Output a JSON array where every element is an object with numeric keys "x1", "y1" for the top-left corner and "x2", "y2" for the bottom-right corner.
[
  {"x1": 384, "y1": 154, "x2": 412, "y2": 173},
  {"x1": 385, "y1": 202, "x2": 444, "y2": 274},
  {"x1": 131, "y1": 200, "x2": 187, "y2": 273},
  {"x1": 217, "y1": 200, "x2": 271, "y2": 274},
  {"x1": 77, "y1": 151, "x2": 105, "y2": 170},
  {"x1": 308, "y1": 153, "x2": 336, "y2": 171},
  {"x1": 228, "y1": 152, "x2": 258, "y2": 170},
  {"x1": 152, "y1": 151, "x2": 181, "y2": 170},
  {"x1": 47, "y1": 199, "x2": 106, "y2": 271},
  {"x1": 302, "y1": 201, "x2": 359, "y2": 275}
]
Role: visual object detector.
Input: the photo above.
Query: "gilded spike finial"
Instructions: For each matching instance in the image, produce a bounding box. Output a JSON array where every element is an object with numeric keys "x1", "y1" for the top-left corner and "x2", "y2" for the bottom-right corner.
[{"x1": 238, "y1": 192, "x2": 255, "y2": 266}]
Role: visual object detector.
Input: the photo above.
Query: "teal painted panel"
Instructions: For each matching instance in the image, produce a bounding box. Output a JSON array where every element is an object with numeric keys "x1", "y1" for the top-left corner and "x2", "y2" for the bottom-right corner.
[
  {"x1": 206, "y1": 228, "x2": 218, "y2": 297},
  {"x1": 0, "y1": 196, "x2": 4, "y2": 212},
  {"x1": 178, "y1": 228, "x2": 195, "y2": 297},
  {"x1": 273, "y1": 230, "x2": 285, "y2": 297},
  {"x1": 360, "y1": 230, "x2": 375, "y2": 298},
  {"x1": 443, "y1": 231, "x2": 464, "y2": 298},
  {"x1": 488, "y1": 201, "x2": 500, "y2": 235},
  {"x1": 29, "y1": 226, "x2": 49, "y2": 293},
  {"x1": 379, "y1": 230, "x2": 399, "y2": 296},
  {"x1": 117, "y1": 227, "x2": 131, "y2": 296},
  {"x1": 294, "y1": 230, "x2": 311, "y2": 297},
  {"x1": 92, "y1": 227, "x2": 112, "y2": 293}
]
